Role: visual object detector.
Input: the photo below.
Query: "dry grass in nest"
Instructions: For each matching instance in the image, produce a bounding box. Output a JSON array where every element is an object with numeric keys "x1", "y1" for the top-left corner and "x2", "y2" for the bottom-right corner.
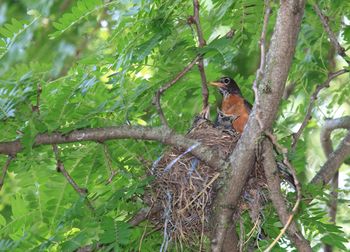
[{"x1": 148, "y1": 117, "x2": 268, "y2": 247}]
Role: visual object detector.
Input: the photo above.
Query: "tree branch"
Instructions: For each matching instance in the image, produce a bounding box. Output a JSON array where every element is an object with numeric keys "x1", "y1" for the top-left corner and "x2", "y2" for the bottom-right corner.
[
  {"x1": 0, "y1": 125, "x2": 227, "y2": 171},
  {"x1": 320, "y1": 116, "x2": 350, "y2": 156},
  {"x1": 313, "y1": 4, "x2": 350, "y2": 64},
  {"x1": 52, "y1": 144, "x2": 94, "y2": 211},
  {"x1": 152, "y1": 56, "x2": 200, "y2": 127},
  {"x1": 262, "y1": 140, "x2": 311, "y2": 252},
  {"x1": 210, "y1": 1, "x2": 306, "y2": 250},
  {"x1": 320, "y1": 116, "x2": 350, "y2": 252},
  {"x1": 291, "y1": 69, "x2": 348, "y2": 150},
  {"x1": 311, "y1": 129, "x2": 350, "y2": 185},
  {"x1": 0, "y1": 155, "x2": 13, "y2": 191},
  {"x1": 31, "y1": 83, "x2": 42, "y2": 114},
  {"x1": 253, "y1": 0, "x2": 272, "y2": 129},
  {"x1": 192, "y1": 0, "x2": 209, "y2": 111}
]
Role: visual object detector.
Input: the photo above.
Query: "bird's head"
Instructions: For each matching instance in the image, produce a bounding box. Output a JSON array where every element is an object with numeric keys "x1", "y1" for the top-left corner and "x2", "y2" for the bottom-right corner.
[{"x1": 210, "y1": 77, "x2": 242, "y2": 96}]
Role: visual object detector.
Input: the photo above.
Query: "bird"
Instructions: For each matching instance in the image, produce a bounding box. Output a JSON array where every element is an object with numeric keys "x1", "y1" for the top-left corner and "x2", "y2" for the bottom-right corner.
[
  {"x1": 211, "y1": 77, "x2": 296, "y2": 187},
  {"x1": 210, "y1": 77, "x2": 252, "y2": 133},
  {"x1": 214, "y1": 108, "x2": 240, "y2": 137}
]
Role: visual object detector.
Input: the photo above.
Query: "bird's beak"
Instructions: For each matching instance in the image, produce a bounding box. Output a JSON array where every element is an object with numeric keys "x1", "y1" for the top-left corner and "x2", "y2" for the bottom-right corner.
[{"x1": 210, "y1": 81, "x2": 225, "y2": 88}]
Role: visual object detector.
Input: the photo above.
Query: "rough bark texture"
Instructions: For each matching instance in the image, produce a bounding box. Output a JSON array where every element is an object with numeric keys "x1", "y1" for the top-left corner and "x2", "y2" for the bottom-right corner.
[{"x1": 210, "y1": 1, "x2": 306, "y2": 250}]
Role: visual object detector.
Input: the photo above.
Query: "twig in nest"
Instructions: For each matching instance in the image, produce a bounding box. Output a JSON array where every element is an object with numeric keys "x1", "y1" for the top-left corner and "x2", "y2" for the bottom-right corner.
[
  {"x1": 177, "y1": 172, "x2": 220, "y2": 214},
  {"x1": 52, "y1": 144, "x2": 94, "y2": 211},
  {"x1": 164, "y1": 143, "x2": 200, "y2": 172},
  {"x1": 160, "y1": 191, "x2": 172, "y2": 252},
  {"x1": 253, "y1": 0, "x2": 271, "y2": 130},
  {"x1": 313, "y1": 4, "x2": 350, "y2": 65},
  {"x1": 264, "y1": 132, "x2": 302, "y2": 252},
  {"x1": 199, "y1": 194, "x2": 206, "y2": 252},
  {"x1": 152, "y1": 55, "x2": 200, "y2": 127},
  {"x1": 291, "y1": 69, "x2": 348, "y2": 151},
  {"x1": 243, "y1": 217, "x2": 260, "y2": 247},
  {"x1": 0, "y1": 155, "x2": 14, "y2": 191}
]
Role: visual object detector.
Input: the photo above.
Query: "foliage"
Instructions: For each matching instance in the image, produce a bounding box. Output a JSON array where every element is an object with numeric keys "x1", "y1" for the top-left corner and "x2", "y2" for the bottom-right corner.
[{"x1": 0, "y1": 0, "x2": 349, "y2": 251}]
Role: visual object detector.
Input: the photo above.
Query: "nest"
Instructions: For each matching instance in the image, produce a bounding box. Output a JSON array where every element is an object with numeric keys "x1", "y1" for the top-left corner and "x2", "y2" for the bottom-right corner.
[{"x1": 148, "y1": 117, "x2": 268, "y2": 247}]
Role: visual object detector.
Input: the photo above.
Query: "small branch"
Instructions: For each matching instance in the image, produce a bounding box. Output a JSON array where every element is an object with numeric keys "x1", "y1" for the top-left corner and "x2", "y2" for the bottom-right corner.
[
  {"x1": 102, "y1": 143, "x2": 118, "y2": 184},
  {"x1": 291, "y1": 69, "x2": 348, "y2": 150},
  {"x1": 31, "y1": 83, "x2": 42, "y2": 115},
  {"x1": 253, "y1": 0, "x2": 271, "y2": 130},
  {"x1": 191, "y1": 0, "x2": 209, "y2": 111},
  {"x1": 192, "y1": 0, "x2": 206, "y2": 47},
  {"x1": 52, "y1": 144, "x2": 94, "y2": 211},
  {"x1": 0, "y1": 155, "x2": 14, "y2": 191},
  {"x1": 152, "y1": 56, "x2": 200, "y2": 127},
  {"x1": 152, "y1": 91, "x2": 168, "y2": 127},
  {"x1": 262, "y1": 140, "x2": 311, "y2": 252},
  {"x1": 197, "y1": 59, "x2": 209, "y2": 111},
  {"x1": 313, "y1": 4, "x2": 350, "y2": 64}
]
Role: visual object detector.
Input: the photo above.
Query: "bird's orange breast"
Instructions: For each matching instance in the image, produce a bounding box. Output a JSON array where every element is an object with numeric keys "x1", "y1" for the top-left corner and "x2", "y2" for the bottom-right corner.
[{"x1": 221, "y1": 94, "x2": 250, "y2": 133}]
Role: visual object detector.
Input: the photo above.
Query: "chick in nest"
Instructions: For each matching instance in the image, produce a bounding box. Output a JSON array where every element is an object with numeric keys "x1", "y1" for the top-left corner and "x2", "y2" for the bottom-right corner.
[{"x1": 214, "y1": 108, "x2": 240, "y2": 136}]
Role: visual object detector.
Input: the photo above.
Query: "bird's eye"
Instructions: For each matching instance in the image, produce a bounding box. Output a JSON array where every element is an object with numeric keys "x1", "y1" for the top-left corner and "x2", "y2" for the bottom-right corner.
[{"x1": 223, "y1": 78, "x2": 230, "y2": 84}]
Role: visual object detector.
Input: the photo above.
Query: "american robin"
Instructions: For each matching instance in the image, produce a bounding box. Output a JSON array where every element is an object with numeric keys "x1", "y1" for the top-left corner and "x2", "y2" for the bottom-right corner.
[
  {"x1": 211, "y1": 77, "x2": 296, "y2": 187},
  {"x1": 210, "y1": 77, "x2": 252, "y2": 133}
]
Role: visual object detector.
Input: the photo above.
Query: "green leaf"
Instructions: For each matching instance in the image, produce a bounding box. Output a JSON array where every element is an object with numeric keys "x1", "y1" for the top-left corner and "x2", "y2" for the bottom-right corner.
[
  {"x1": 49, "y1": 0, "x2": 105, "y2": 38},
  {"x1": 0, "y1": 214, "x2": 6, "y2": 227}
]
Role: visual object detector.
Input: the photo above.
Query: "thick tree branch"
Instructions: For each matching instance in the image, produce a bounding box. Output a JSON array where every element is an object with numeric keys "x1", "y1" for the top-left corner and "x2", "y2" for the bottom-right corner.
[
  {"x1": 192, "y1": 0, "x2": 209, "y2": 111},
  {"x1": 311, "y1": 129, "x2": 350, "y2": 185},
  {"x1": 0, "y1": 125, "x2": 227, "y2": 171},
  {"x1": 313, "y1": 4, "x2": 350, "y2": 64},
  {"x1": 262, "y1": 140, "x2": 311, "y2": 252},
  {"x1": 253, "y1": 0, "x2": 271, "y2": 129},
  {"x1": 211, "y1": 1, "x2": 306, "y2": 250},
  {"x1": 292, "y1": 69, "x2": 349, "y2": 150},
  {"x1": 320, "y1": 116, "x2": 350, "y2": 252},
  {"x1": 152, "y1": 56, "x2": 200, "y2": 127}
]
